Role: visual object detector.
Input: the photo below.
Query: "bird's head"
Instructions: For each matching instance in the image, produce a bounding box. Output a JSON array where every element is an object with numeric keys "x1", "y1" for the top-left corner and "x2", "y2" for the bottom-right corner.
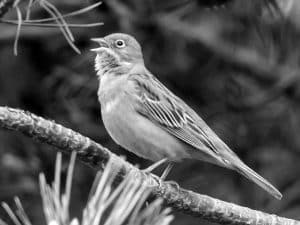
[{"x1": 91, "y1": 33, "x2": 144, "y2": 75}]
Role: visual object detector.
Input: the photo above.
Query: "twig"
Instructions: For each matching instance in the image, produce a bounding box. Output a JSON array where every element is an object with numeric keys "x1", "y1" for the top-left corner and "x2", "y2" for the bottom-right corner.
[{"x1": 0, "y1": 106, "x2": 298, "y2": 225}]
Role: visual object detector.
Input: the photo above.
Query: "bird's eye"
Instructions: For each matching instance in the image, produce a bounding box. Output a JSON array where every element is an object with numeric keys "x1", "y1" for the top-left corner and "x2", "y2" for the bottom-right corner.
[{"x1": 115, "y1": 39, "x2": 126, "y2": 48}]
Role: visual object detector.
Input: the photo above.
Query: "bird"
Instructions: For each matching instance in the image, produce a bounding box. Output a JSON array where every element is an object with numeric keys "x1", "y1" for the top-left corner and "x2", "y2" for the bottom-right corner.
[{"x1": 90, "y1": 33, "x2": 282, "y2": 200}]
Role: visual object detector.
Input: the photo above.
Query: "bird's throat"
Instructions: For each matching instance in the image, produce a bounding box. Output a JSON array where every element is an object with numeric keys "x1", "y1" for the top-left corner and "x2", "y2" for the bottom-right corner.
[{"x1": 94, "y1": 48, "x2": 122, "y2": 77}]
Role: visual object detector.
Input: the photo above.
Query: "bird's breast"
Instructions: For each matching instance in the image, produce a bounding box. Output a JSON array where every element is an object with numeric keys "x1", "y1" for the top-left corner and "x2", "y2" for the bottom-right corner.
[
  {"x1": 101, "y1": 96, "x2": 121, "y2": 114},
  {"x1": 100, "y1": 94, "x2": 190, "y2": 162},
  {"x1": 98, "y1": 73, "x2": 190, "y2": 162}
]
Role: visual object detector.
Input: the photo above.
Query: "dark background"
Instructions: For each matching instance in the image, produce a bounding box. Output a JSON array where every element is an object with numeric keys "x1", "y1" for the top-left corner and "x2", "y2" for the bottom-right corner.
[{"x1": 1, "y1": 0, "x2": 300, "y2": 224}]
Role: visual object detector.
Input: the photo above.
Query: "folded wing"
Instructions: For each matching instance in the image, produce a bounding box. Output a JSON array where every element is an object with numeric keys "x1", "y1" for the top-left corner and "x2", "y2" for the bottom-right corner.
[{"x1": 129, "y1": 71, "x2": 282, "y2": 199}]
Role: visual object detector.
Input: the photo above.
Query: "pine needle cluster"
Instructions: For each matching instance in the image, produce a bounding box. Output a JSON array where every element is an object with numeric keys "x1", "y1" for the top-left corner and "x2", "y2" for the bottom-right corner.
[{"x1": 0, "y1": 152, "x2": 173, "y2": 225}]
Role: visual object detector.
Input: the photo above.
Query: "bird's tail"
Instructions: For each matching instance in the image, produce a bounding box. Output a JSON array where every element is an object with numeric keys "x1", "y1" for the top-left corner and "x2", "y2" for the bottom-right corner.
[{"x1": 229, "y1": 158, "x2": 282, "y2": 200}]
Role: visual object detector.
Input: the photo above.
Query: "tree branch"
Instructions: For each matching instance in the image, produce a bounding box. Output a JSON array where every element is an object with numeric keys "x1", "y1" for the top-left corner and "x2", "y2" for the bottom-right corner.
[{"x1": 0, "y1": 106, "x2": 299, "y2": 225}]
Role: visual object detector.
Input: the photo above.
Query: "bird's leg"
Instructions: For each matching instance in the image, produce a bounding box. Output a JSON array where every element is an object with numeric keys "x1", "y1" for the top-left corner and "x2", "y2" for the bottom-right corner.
[
  {"x1": 142, "y1": 158, "x2": 168, "y2": 173},
  {"x1": 160, "y1": 163, "x2": 173, "y2": 181},
  {"x1": 141, "y1": 158, "x2": 168, "y2": 188},
  {"x1": 141, "y1": 161, "x2": 180, "y2": 191},
  {"x1": 141, "y1": 159, "x2": 179, "y2": 191},
  {"x1": 158, "y1": 163, "x2": 180, "y2": 190}
]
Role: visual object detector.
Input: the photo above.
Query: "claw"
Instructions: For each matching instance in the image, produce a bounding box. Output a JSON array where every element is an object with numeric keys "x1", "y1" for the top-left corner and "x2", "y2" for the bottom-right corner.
[{"x1": 165, "y1": 180, "x2": 180, "y2": 190}]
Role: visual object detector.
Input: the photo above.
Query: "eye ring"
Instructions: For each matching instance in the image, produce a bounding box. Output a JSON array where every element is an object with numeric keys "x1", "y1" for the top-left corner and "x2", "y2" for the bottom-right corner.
[{"x1": 115, "y1": 39, "x2": 126, "y2": 48}]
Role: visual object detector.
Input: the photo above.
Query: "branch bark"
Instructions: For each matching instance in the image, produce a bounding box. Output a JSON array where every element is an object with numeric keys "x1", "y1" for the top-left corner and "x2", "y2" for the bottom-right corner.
[{"x1": 0, "y1": 106, "x2": 299, "y2": 225}]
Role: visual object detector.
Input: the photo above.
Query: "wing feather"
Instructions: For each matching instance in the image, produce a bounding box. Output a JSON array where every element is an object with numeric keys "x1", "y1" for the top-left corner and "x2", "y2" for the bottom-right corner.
[{"x1": 129, "y1": 72, "x2": 225, "y2": 161}]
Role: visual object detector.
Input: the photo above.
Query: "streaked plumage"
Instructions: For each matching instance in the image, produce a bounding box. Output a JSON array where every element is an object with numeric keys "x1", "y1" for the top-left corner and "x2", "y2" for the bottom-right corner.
[{"x1": 91, "y1": 33, "x2": 282, "y2": 200}]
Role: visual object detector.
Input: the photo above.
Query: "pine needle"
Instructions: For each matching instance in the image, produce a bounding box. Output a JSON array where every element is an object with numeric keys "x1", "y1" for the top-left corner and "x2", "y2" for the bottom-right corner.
[
  {"x1": 1, "y1": 202, "x2": 22, "y2": 225},
  {"x1": 0, "y1": 20, "x2": 104, "y2": 27},
  {"x1": 62, "y1": 151, "x2": 76, "y2": 224},
  {"x1": 40, "y1": 0, "x2": 74, "y2": 41},
  {"x1": 39, "y1": 0, "x2": 80, "y2": 54},
  {"x1": 12, "y1": 0, "x2": 21, "y2": 8},
  {"x1": 0, "y1": 218, "x2": 9, "y2": 225},
  {"x1": 53, "y1": 152, "x2": 62, "y2": 224},
  {"x1": 54, "y1": 152, "x2": 62, "y2": 210},
  {"x1": 40, "y1": 0, "x2": 74, "y2": 42},
  {"x1": 25, "y1": 0, "x2": 34, "y2": 20},
  {"x1": 13, "y1": 6, "x2": 22, "y2": 56},
  {"x1": 14, "y1": 197, "x2": 31, "y2": 225},
  {"x1": 24, "y1": 1, "x2": 102, "y2": 23},
  {"x1": 1, "y1": 1, "x2": 103, "y2": 54},
  {"x1": 1, "y1": 153, "x2": 173, "y2": 225}
]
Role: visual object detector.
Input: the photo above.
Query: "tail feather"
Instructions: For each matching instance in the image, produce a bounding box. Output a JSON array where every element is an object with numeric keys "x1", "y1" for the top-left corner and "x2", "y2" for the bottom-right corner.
[{"x1": 231, "y1": 160, "x2": 282, "y2": 200}]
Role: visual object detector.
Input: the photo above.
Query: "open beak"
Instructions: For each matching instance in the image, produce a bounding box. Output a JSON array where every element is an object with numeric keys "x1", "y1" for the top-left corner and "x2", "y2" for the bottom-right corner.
[{"x1": 90, "y1": 38, "x2": 109, "y2": 52}]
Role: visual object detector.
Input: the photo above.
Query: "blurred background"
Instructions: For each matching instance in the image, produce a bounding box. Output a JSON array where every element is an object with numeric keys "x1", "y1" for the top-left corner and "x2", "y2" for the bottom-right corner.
[{"x1": 1, "y1": 0, "x2": 300, "y2": 224}]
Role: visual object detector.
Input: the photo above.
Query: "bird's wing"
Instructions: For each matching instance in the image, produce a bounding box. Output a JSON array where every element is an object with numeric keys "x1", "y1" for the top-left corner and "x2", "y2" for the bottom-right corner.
[
  {"x1": 128, "y1": 71, "x2": 283, "y2": 199},
  {"x1": 129, "y1": 71, "x2": 233, "y2": 164}
]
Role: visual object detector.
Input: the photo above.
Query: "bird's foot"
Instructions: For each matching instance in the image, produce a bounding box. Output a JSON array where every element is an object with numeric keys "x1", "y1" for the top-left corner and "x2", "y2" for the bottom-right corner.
[
  {"x1": 140, "y1": 159, "x2": 177, "y2": 189},
  {"x1": 163, "y1": 180, "x2": 180, "y2": 191},
  {"x1": 149, "y1": 173, "x2": 163, "y2": 187},
  {"x1": 148, "y1": 164, "x2": 177, "y2": 189},
  {"x1": 149, "y1": 176, "x2": 180, "y2": 191}
]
